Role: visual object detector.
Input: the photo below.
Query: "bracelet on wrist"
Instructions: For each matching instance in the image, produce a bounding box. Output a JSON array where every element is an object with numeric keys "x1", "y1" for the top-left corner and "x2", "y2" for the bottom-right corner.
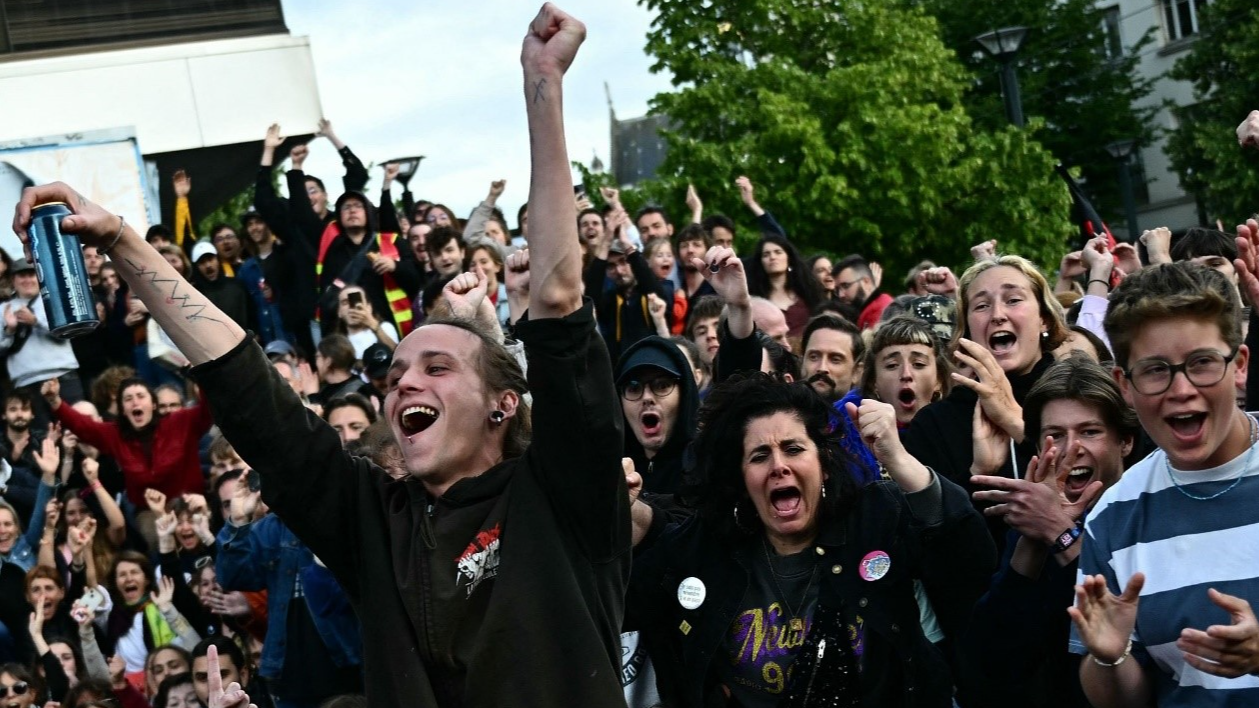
[
  {"x1": 99, "y1": 215, "x2": 126, "y2": 255},
  {"x1": 1087, "y1": 278, "x2": 1111, "y2": 291},
  {"x1": 1090, "y1": 639, "x2": 1133, "y2": 667}
]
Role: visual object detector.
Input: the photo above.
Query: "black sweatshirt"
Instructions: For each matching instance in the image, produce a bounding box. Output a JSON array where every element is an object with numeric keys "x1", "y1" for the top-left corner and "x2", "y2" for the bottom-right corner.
[{"x1": 191, "y1": 302, "x2": 631, "y2": 707}]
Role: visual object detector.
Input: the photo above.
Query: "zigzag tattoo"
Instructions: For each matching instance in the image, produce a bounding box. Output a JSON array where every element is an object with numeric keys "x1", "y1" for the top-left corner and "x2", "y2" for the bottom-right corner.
[{"x1": 126, "y1": 259, "x2": 230, "y2": 330}]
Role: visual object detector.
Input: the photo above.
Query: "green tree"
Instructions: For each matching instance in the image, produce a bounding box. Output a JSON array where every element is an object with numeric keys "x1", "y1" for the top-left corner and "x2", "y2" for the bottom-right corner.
[
  {"x1": 923, "y1": 0, "x2": 1156, "y2": 220},
  {"x1": 636, "y1": 0, "x2": 1073, "y2": 276},
  {"x1": 1165, "y1": 0, "x2": 1259, "y2": 222}
]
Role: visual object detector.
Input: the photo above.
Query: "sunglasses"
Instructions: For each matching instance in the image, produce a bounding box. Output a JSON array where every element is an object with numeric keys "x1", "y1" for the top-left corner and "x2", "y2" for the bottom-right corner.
[
  {"x1": 195, "y1": 556, "x2": 215, "y2": 570},
  {"x1": 0, "y1": 682, "x2": 28, "y2": 698}
]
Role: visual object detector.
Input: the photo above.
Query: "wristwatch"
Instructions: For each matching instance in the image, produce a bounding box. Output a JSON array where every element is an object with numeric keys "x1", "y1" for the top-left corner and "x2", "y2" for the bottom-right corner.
[{"x1": 1051, "y1": 521, "x2": 1083, "y2": 554}]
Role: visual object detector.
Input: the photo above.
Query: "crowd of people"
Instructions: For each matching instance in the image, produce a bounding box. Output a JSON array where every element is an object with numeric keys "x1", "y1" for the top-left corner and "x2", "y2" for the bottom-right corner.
[{"x1": 1, "y1": 3, "x2": 1258, "y2": 707}]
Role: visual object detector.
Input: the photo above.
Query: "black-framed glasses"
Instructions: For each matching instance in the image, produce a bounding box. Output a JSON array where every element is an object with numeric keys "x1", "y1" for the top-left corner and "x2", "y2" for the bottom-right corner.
[
  {"x1": 1123, "y1": 348, "x2": 1237, "y2": 395},
  {"x1": 0, "y1": 682, "x2": 29, "y2": 698},
  {"x1": 621, "y1": 378, "x2": 679, "y2": 401}
]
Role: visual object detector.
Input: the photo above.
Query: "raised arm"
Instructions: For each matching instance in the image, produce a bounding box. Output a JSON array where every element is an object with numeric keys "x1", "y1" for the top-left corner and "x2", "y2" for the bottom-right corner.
[
  {"x1": 14, "y1": 183, "x2": 247, "y2": 365},
  {"x1": 522, "y1": 4, "x2": 585, "y2": 320}
]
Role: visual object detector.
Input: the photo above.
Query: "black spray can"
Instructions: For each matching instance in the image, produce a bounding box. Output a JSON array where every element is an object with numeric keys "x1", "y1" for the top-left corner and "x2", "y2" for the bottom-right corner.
[{"x1": 27, "y1": 202, "x2": 100, "y2": 338}]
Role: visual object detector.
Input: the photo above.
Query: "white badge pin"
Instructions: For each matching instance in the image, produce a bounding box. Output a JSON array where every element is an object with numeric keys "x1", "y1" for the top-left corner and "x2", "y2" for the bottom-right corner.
[{"x1": 677, "y1": 577, "x2": 706, "y2": 610}]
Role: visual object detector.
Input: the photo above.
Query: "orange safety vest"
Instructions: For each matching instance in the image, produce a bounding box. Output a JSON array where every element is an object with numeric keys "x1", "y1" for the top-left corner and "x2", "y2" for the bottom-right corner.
[{"x1": 315, "y1": 223, "x2": 414, "y2": 336}]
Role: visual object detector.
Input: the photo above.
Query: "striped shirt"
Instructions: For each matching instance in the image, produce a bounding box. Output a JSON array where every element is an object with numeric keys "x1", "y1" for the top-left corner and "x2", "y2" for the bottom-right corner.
[{"x1": 1069, "y1": 444, "x2": 1259, "y2": 706}]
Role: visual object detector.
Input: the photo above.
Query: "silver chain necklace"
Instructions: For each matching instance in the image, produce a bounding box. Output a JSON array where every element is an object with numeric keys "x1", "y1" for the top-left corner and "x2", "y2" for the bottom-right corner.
[
  {"x1": 761, "y1": 537, "x2": 818, "y2": 633},
  {"x1": 1164, "y1": 414, "x2": 1257, "y2": 501}
]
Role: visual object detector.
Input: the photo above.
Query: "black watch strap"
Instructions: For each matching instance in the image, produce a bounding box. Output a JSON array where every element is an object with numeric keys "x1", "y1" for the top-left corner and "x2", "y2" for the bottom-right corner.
[{"x1": 1051, "y1": 521, "x2": 1084, "y2": 554}]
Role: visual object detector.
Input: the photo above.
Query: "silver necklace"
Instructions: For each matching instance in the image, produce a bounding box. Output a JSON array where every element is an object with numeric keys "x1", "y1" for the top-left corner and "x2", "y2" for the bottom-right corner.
[
  {"x1": 1164, "y1": 414, "x2": 1257, "y2": 501},
  {"x1": 761, "y1": 537, "x2": 818, "y2": 633}
]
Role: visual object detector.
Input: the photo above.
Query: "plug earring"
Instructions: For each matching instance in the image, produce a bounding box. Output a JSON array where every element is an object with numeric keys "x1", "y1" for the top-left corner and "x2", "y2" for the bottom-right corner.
[{"x1": 490, "y1": 411, "x2": 506, "y2": 424}]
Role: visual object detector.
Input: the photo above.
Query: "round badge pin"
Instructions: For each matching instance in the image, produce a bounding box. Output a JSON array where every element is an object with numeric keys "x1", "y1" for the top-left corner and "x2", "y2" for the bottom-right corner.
[
  {"x1": 677, "y1": 577, "x2": 707, "y2": 610},
  {"x1": 859, "y1": 550, "x2": 891, "y2": 582}
]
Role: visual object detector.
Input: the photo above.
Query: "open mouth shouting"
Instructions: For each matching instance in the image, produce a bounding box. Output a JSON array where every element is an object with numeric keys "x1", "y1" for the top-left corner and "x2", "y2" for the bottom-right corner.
[
  {"x1": 988, "y1": 331, "x2": 1017, "y2": 356},
  {"x1": 1063, "y1": 465, "x2": 1095, "y2": 503},
  {"x1": 120, "y1": 581, "x2": 143, "y2": 604},
  {"x1": 1165, "y1": 411, "x2": 1207, "y2": 445},
  {"x1": 896, "y1": 388, "x2": 917, "y2": 411},
  {"x1": 640, "y1": 411, "x2": 662, "y2": 439},
  {"x1": 768, "y1": 485, "x2": 803, "y2": 519},
  {"x1": 400, "y1": 405, "x2": 439, "y2": 439}
]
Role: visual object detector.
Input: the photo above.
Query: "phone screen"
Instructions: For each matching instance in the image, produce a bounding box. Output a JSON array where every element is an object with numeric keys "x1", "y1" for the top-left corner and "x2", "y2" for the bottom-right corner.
[
  {"x1": 246, "y1": 469, "x2": 261, "y2": 492},
  {"x1": 347, "y1": 291, "x2": 365, "y2": 308}
]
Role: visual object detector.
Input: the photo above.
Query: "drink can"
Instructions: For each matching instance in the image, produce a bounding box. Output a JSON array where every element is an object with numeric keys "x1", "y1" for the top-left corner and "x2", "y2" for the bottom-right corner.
[{"x1": 27, "y1": 202, "x2": 100, "y2": 338}]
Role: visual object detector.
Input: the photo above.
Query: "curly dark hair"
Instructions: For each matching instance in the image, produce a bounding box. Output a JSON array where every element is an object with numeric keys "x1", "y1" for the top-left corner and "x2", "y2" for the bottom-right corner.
[{"x1": 680, "y1": 374, "x2": 859, "y2": 544}]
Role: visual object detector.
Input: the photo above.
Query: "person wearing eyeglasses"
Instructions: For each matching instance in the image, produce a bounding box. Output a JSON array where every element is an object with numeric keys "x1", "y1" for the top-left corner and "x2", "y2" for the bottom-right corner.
[
  {"x1": 616, "y1": 337, "x2": 698, "y2": 497},
  {"x1": 1069, "y1": 261, "x2": 1259, "y2": 707}
]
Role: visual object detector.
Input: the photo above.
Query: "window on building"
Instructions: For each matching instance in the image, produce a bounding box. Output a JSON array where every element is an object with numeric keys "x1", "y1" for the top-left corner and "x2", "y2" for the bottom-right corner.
[
  {"x1": 0, "y1": 0, "x2": 287, "y2": 56},
  {"x1": 1161, "y1": 0, "x2": 1209, "y2": 43},
  {"x1": 1100, "y1": 6, "x2": 1124, "y2": 59}
]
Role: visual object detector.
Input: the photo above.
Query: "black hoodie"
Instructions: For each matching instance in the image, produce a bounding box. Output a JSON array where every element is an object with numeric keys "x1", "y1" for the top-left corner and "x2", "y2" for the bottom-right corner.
[{"x1": 616, "y1": 336, "x2": 701, "y2": 496}]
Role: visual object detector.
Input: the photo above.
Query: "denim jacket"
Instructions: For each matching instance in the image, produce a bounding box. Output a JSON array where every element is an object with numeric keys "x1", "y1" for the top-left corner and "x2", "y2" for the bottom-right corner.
[
  {"x1": 0, "y1": 480, "x2": 54, "y2": 573},
  {"x1": 217, "y1": 514, "x2": 362, "y2": 677}
]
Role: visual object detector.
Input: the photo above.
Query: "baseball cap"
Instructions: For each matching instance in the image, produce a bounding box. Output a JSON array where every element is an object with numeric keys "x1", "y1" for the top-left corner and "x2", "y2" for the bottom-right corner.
[
  {"x1": 909, "y1": 295, "x2": 957, "y2": 343},
  {"x1": 264, "y1": 340, "x2": 297, "y2": 360},
  {"x1": 615, "y1": 343, "x2": 682, "y2": 386},
  {"x1": 240, "y1": 209, "x2": 263, "y2": 227},
  {"x1": 363, "y1": 343, "x2": 392, "y2": 379},
  {"x1": 191, "y1": 240, "x2": 218, "y2": 263}
]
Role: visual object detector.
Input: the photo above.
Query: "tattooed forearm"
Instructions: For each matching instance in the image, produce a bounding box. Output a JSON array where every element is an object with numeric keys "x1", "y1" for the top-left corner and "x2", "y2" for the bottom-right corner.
[
  {"x1": 532, "y1": 78, "x2": 547, "y2": 104},
  {"x1": 125, "y1": 259, "x2": 231, "y2": 330}
]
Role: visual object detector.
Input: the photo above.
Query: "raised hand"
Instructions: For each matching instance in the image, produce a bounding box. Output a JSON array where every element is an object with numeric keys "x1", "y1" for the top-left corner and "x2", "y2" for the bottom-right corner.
[
  {"x1": 622, "y1": 458, "x2": 642, "y2": 506},
  {"x1": 971, "y1": 239, "x2": 999, "y2": 261},
  {"x1": 154, "y1": 511, "x2": 177, "y2": 539},
  {"x1": 691, "y1": 246, "x2": 749, "y2": 307},
  {"x1": 735, "y1": 176, "x2": 756, "y2": 207},
  {"x1": 191, "y1": 512, "x2": 213, "y2": 544},
  {"x1": 28, "y1": 601, "x2": 46, "y2": 644},
  {"x1": 1177, "y1": 589, "x2": 1259, "y2": 677},
  {"x1": 315, "y1": 118, "x2": 337, "y2": 141},
  {"x1": 43, "y1": 499, "x2": 60, "y2": 534},
  {"x1": 263, "y1": 124, "x2": 284, "y2": 149},
  {"x1": 1237, "y1": 110, "x2": 1259, "y2": 148},
  {"x1": 646, "y1": 293, "x2": 667, "y2": 324},
  {"x1": 1112, "y1": 242, "x2": 1142, "y2": 277},
  {"x1": 488, "y1": 179, "x2": 507, "y2": 201},
  {"x1": 70, "y1": 600, "x2": 95, "y2": 628},
  {"x1": 81, "y1": 456, "x2": 99, "y2": 483},
  {"x1": 505, "y1": 249, "x2": 531, "y2": 300},
  {"x1": 289, "y1": 143, "x2": 309, "y2": 170},
  {"x1": 383, "y1": 162, "x2": 401, "y2": 184},
  {"x1": 79, "y1": 517, "x2": 98, "y2": 546},
  {"x1": 442, "y1": 268, "x2": 490, "y2": 321},
  {"x1": 521, "y1": 3, "x2": 587, "y2": 77},
  {"x1": 916, "y1": 266, "x2": 958, "y2": 297},
  {"x1": 230, "y1": 483, "x2": 261, "y2": 526},
  {"x1": 203, "y1": 589, "x2": 253, "y2": 618},
  {"x1": 869, "y1": 261, "x2": 883, "y2": 290},
  {"x1": 1141, "y1": 226, "x2": 1172, "y2": 265},
  {"x1": 1059, "y1": 251, "x2": 1087, "y2": 281},
  {"x1": 1234, "y1": 219, "x2": 1259, "y2": 307},
  {"x1": 13, "y1": 183, "x2": 121, "y2": 254},
  {"x1": 972, "y1": 439, "x2": 1097, "y2": 545},
  {"x1": 152, "y1": 575, "x2": 175, "y2": 611},
  {"x1": 845, "y1": 398, "x2": 906, "y2": 464},
  {"x1": 172, "y1": 170, "x2": 191, "y2": 198},
  {"x1": 206, "y1": 644, "x2": 258, "y2": 708},
  {"x1": 33, "y1": 435, "x2": 59, "y2": 478},
  {"x1": 144, "y1": 488, "x2": 168, "y2": 516},
  {"x1": 685, "y1": 183, "x2": 703, "y2": 220},
  {"x1": 599, "y1": 185, "x2": 620, "y2": 207},
  {"x1": 1068, "y1": 573, "x2": 1145, "y2": 664},
  {"x1": 969, "y1": 402, "x2": 1010, "y2": 477},
  {"x1": 108, "y1": 655, "x2": 126, "y2": 690},
  {"x1": 952, "y1": 339, "x2": 1024, "y2": 441}
]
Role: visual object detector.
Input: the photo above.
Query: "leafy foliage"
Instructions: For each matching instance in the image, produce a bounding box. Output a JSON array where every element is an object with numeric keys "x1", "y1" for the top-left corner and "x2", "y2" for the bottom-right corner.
[
  {"x1": 1165, "y1": 0, "x2": 1259, "y2": 222},
  {"x1": 632, "y1": 0, "x2": 1074, "y2": 276},
  {"x1": 924, "y1": 0, "x2": 1157, "y2": 219}
]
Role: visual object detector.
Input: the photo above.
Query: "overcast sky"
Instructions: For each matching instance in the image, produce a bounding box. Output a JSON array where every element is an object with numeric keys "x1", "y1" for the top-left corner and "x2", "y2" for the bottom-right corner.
[{"x1": 278, "y1": 0, "x2": 674, "y2": 224}]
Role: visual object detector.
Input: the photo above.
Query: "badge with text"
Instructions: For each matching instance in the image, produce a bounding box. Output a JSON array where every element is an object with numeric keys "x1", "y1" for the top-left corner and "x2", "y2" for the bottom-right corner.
[
  {"x1": 677, "y1": 577, "x2": 706, "y2": 610},
  {"x1": 859, "y1": 550, "x2": 891, "y2": 582}
]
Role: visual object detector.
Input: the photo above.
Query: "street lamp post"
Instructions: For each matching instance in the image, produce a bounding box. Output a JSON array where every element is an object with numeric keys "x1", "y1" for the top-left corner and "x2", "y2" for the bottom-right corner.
[
  {"x1": 974, "y1": 26, "x2": 1029, "y2": 128},
  {"x1": 387, "y1": 156, "x2": 425, "y2": 188},
  {"x1": 1105, "y1": 139, "x2": 1140, "y2": 242}
]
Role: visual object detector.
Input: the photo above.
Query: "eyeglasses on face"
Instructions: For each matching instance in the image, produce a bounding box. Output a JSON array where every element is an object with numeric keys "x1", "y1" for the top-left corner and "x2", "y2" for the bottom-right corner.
[
  {"x1": 621, "y1": 377, "x2": 679, "y2": 401},
  {"x1": 1123, "y1": 348, "x2": 1237, "y2": 395},
  {"x1": 0, "y1": 681, "x2": 29, "y2": 698}
]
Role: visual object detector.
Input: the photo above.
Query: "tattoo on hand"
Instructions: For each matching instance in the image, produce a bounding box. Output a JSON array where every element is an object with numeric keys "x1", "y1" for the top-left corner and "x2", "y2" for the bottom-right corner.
[
  {"x1": 75, "y1": 192, "x2": 87, "y2": 208},
  {"x1": 126, "y1": 260, "x2": 230, "y2": 330},
  {"x1": 532, "y1": 78, "x2": 547, "y2": 104}
]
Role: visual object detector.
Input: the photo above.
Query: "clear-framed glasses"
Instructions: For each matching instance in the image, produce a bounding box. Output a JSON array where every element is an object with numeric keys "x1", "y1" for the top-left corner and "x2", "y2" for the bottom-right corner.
[
  {"x1": 621, "y1": 377, "x2": 678, "y2": 401},
  {"x1": 1123, "y1": 348, "x2": 1237, "y2": 395}
]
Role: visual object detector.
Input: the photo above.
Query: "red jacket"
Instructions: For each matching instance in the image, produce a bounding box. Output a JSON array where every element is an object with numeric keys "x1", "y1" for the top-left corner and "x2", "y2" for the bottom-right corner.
[
  {"x1": 55, "y1": 400, "x2": 213, "y2": 505},
  {"x1": 858, "y1": 291, "x2": 895, "y2": 331}
]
